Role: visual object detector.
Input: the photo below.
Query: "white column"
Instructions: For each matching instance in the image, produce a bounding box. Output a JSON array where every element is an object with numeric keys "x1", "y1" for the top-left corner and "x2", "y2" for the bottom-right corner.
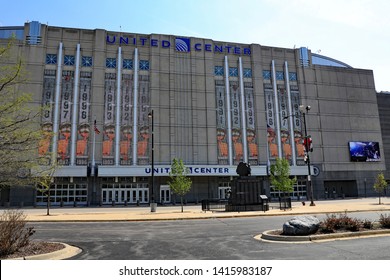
[
  {"x1": 132, "y1": 48, "x2": 139, "y2": 165},
  {"x1": 224, "y1": 56, "x2": 233, "y2": 166},
  {"x1": 238, "y1": 57, "x2": 248, "y2": 163},
  {"x1": 70, "y1": 43, "x2": 81, "y2": 166},
  {"x1": 51, "y1": 42, "x2": 63, "y2": 165},
  {"x1": 285, "y1": 61, "x2": 297, "y2": 165},
  {"x1": 271, "y1": 60, "x2": 282, "y2": 158},
  {"x1": 115, "y1": 47, "x2": 122, "y2": 166}
]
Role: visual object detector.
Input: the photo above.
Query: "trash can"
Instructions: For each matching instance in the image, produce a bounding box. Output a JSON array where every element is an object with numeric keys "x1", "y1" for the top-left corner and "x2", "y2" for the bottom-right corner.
[{"x1": 150, "y1": 202, "x2": 157, "y2": 212}]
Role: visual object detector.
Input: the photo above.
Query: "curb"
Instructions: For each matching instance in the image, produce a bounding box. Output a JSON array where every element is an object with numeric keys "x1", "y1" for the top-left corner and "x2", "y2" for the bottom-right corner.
[
  {"x1": 8, "y1": 243, "x2": 82, "y2": 260},
  {"x1": 259, "y1": 229, "x2": 390, "y2": 243},
  {"x1": 23, "y1": 207, "x2": 390, "y2": 223}
]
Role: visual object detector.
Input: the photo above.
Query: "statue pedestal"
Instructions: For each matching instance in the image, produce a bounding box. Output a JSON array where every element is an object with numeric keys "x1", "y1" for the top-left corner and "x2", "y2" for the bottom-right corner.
[{"x1": 226, "y1": 176, "x2": 267, "y2": 212}]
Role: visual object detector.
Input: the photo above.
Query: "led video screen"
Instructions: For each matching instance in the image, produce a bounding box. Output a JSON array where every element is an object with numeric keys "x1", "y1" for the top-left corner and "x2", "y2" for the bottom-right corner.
[{"x1": 348, "y1": 141, "x2": 380, "y2": 162}]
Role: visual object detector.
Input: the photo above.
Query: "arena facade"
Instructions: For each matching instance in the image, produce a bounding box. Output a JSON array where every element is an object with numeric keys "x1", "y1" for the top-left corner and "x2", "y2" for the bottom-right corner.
[{"x1": 0, "y1": 21, "x2": 385, "y2": 206}]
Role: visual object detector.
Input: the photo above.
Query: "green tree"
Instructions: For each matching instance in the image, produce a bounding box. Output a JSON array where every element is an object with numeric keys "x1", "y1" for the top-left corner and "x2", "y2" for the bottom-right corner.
[
  {"x1": 168, "y1": 158, "x2": 192, "y2": 212},
  {"x1": 32, "y1": 165, "x2": 58, "y2": 215},
  {"x1": 0, "y1": 37, "x2": 41, "y2": 188},
  {"x1": 373, "y1": 172, "x2": 388, "y2": 205},
  {"x1": 270, "y1": 158, "x2": 297, "y2": 197}
]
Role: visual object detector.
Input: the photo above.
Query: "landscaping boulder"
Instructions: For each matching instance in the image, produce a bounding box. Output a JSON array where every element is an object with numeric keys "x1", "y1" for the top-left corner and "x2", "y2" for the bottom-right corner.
[{"x1": 283, "y1": 215, "x2": 320, "y2": 236}]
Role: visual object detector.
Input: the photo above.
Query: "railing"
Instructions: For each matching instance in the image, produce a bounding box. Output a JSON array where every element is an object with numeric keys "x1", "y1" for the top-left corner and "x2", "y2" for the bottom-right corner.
[
  {"x1": 201, "y1": 199, "x2": 270, "y2": 212},
  {"x1": 201, "y1": 199, "x2": 228, "y2": 211},
  {"x1": 279, "y1": 197, "x2": 292, "y2": 210}
]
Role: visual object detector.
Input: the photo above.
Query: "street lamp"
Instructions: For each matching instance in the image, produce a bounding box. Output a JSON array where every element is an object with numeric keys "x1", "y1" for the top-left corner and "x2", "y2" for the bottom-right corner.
[
  {"x1": 299, "y1": 105, "x2": 315, "y2": 206},
  {"x1": 148, "y1": 110, "x2": 156, "y2": 212}
]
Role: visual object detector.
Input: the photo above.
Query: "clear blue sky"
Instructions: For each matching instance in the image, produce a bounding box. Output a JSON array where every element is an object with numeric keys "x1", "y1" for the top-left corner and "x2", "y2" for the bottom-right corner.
[{"x1": 2, "y1": 0, "x2": 389, "y2": 91}]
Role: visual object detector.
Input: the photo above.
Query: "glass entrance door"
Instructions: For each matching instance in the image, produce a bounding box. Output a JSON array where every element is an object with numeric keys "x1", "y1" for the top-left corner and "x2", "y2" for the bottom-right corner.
[
  {"x1": 102, "y1": 183, "x2": 149, "y2": 205},
  {"x1": 160, "y1": 185, "x2": 171, "y2": 204},
  {"x1": 218, "y1": 187, "x2": 231, "y2": 200}
]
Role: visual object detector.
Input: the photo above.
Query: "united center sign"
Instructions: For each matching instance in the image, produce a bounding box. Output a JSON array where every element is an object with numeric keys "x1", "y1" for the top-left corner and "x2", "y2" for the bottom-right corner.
[{"x1": 106, "y1": 35, "x2": 251, "y2": 55}]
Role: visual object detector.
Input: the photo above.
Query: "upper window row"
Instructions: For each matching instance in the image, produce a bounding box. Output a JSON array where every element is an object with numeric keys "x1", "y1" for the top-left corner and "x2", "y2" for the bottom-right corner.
[
  {"x1": 262, "y1": 70, "x2": 297, "y2": 81},
  {"x1": 106, "y1": 58, "x2": 149, "y2": 70},
  {"x1": 214, "y1": 66, "x2": 252, "y2": 78},
  {"x1": 46, "y1": 54, "x2": 149, "y2": 70},
  {"x1": 214, "y1": 67, "x2": 297, "y2": 81}
]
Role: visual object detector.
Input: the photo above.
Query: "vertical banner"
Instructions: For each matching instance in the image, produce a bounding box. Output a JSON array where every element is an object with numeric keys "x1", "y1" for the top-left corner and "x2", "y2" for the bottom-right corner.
[
  {"x1": 264, "y1": 84, "x2": 278, "y2": 158},
  {"x1": 137, "y1": 75, "x2": 150, "y2": 165},
  {"x1": 215, "y1": 80, "x2": 228, "y2": 165},
  {"x1": 244, "y1": 82, "x2": 258, "y2": 165},
  {"x1": 120, "y1": 74, "x2": 133, "y2": 165},
  {"x1": 39, "y1": 70, "x2": 56, "y2": 165},
  {"x1": 291, "y1": 86, "x2": 305, "y2": 159},
  {"x1": 57, "y1": 70, "x2": 74, "y2": 165},
  {"x1": 278, "y1": 86, "x2": 292, "y2": 160},
  {"x1": 75, "y1": 72, "x2": 92, "y2": 165},
  {"x1": 103, "y1": 73, "x2": 116, "y2": 165},
  {"x1": 230, "y1": 81, "x2": 243, "y2": 165}
]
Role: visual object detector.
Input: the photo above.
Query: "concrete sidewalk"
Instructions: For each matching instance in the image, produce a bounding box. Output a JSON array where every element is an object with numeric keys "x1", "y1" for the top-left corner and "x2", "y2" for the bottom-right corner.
[{"x1": 2, "y1": 197, "x2": 390, "y2": 222}]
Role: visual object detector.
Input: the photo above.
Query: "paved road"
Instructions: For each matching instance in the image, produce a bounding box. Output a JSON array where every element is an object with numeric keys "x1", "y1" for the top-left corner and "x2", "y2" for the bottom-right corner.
[{"x1": 30, "y1": 212, "x2": 390, "y2": 260}]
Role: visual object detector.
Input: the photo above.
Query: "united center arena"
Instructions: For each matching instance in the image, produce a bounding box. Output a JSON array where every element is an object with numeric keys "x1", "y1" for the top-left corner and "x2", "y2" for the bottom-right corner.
[{"x1": 0, "y1": 21, "x2": 386, "y2": 206}]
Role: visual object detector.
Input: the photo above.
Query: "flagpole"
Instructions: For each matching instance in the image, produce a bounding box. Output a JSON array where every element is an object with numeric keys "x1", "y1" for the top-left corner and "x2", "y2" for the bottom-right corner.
[
  {"x1": 91, "y1": 119, "x2": 97, "y2": 176},
  {"x1": 91, "y1": 118, "x2": 98, "y2": 205}
]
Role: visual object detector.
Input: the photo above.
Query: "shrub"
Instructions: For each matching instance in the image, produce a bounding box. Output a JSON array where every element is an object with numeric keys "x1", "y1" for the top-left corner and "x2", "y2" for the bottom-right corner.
[
  {"x1": 344, "y1": 218, "x2": 361, "y2": 232},
  {"x1": 379, "y1": 214, "x2": 390, "y2": 229},
  {"x1": 0, "y1": 209, "x2": 35, "y2": 257},
  {"x1": 320, "y1": 213, "x2": 362, "y2": 233},
  {"x1": 362, "y1": 219, "x2": 373, "y2": 229},
  {"x1": 320, "y1": 214, "x2": 339, "y2": 233}
]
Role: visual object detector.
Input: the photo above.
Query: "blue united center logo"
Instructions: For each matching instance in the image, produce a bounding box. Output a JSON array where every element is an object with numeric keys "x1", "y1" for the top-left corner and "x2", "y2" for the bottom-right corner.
[{"x1": 175, "y1": 37, "x2": 190, "y2": 52}]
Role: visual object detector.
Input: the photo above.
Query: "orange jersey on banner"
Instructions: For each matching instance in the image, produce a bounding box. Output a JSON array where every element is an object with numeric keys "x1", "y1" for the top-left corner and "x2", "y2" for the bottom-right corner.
[{"x1": 218, "y1": 141, "x2": 228, "y2": 157}]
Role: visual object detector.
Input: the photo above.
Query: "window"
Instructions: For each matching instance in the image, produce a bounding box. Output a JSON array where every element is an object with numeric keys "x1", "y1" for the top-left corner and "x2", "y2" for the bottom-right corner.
[
  {"x1": 64, "y1": 55, "x2": 75, "y2": 66},
  {"x1": 218, "y1": 181, "x2": 231, "y2": 199},
  {"x1": 46, "y1": 54, "x2": 57, "y2": 64},
  {"x1": 243, "y1": 68, "x2": 252, "y2": 78},
  {"x1": 299, "y1": 47, "x2": 309, "y2": 67},
  {"x1": 139, "y1": 60, "x2": 150, "y2": 70},
  {"x1": 276, "y1": 71, "x2": 284, "y2": 80},
  {"x1": 269, "y1": 177, "x2": 307, "y2": 199},
  {"x1": 82, "y1": 56, "x2": 93, "y2": 67},
  {"x1": 229, "y1": 67, "x2": 238, "y2": 77},
  {"x1": 106, "y1": 58, "x2": 117, "y2": 68},
  {"x1": 27, "y1": 21, "x2": 41, "y2": 44},
  {"x1": 262, "y1": 70, "x2": 271, "y2": 80},
  {"x1": 123, "y1": 59, "x2": 133, "y2": 70},
  {"x1": 0, "y1": 28, "x2": 24, "y2": 40},
  {"x1": 289, "y1": 72, "x2": 297, "y2": 81},
  {"x1": 35, "y1": 183, "x2": 88, "y2": 205},
  {"x1": 214, "y1": 66, "x2": 224, "y2": 76}
]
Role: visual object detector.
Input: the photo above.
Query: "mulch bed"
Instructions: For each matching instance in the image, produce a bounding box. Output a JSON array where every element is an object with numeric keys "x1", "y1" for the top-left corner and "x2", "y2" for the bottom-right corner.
[{"x1": 0, "y1": 241, "x2": 65, "y2": 260}]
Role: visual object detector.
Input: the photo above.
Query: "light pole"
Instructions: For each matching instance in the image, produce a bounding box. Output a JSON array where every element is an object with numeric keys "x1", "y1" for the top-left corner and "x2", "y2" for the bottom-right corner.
[
  {"x1": 299, "y1": 105, "x2": 315, "y2": 206},
  {"x1": 148, "y1": 110, "x2": 156, "y2": 212}
]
